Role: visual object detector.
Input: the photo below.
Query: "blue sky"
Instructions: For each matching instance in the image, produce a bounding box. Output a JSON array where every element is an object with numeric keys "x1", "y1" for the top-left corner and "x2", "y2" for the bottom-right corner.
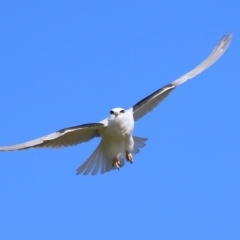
[{"x1": 0, "y1": 1, "x2": 239, "y2": 239}]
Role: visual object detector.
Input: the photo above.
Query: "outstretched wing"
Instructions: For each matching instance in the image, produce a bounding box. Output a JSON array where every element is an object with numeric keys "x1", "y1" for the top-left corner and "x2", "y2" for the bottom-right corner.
[
  {"x1": 0, "y1": 123, "x2": 106, "y2": 151},
  {"x1": 130, "y1": 32, "x2": 233, "y2": 122}
]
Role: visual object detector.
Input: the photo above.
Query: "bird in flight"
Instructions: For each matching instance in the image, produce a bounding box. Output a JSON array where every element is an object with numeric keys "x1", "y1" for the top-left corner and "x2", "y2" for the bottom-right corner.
[{"x1": 0, "y1": 33, "x2": 232, "y2": 175}]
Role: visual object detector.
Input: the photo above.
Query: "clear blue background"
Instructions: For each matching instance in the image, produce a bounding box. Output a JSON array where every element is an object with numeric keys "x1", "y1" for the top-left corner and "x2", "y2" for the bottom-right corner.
[{"x1": 0, "y1": 1, "x2": 239, "y2": 239}]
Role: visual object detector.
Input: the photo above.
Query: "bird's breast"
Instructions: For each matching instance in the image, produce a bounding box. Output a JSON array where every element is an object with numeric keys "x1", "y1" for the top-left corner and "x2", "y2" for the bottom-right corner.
[{"x1": 100, "y1": 113, "x2": 134, "y2": 139}]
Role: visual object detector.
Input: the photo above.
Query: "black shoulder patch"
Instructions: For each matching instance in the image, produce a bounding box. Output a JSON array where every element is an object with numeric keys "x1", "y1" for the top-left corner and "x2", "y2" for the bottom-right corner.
[{"x1": 133, "y1": 83, "x2": 175, "y2": 112}]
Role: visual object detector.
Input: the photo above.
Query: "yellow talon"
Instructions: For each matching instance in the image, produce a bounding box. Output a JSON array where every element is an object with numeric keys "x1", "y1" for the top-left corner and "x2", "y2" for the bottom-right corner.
[
  {"x1": 112, "y1": 158, "x2": 121, "y2": 169},
  {"x1": 126, "y1": 151, "x2": 133, "y2": 163}
]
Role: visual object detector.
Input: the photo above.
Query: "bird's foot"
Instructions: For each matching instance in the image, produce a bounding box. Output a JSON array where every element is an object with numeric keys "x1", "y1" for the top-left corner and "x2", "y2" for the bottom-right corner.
[
  {"x1": 126, "y1": 151, "x2": 133, "y2": 164},
  {"x1": 112, "y1": 158, "x2": 122, "y2": 170}
]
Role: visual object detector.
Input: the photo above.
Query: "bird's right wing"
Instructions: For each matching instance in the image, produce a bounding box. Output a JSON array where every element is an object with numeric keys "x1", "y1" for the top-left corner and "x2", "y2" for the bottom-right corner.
[
  {"x1": 130, "y1": 32, "x2": 233, "y2": 122},
  {"x1": 0, "y1": 123, "x2": 106, "y2": 151}
]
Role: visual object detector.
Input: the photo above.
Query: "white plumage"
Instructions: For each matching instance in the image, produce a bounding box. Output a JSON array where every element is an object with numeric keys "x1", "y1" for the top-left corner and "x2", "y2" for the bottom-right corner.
[{"x1": 0, "y1": 33, "x2": 233, "y2": 175}]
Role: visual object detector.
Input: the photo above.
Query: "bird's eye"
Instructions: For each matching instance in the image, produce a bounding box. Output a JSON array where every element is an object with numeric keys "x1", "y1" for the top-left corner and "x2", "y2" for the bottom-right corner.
[
  {"x1": 110, "y1": 110, "x2": 114, "y2": 115},
  {"x1": 120, "y1": 110, "x2": 125, "y2": 114}
]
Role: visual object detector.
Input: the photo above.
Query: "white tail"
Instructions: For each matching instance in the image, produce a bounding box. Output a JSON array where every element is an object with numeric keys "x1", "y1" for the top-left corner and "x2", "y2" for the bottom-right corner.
[
  {"x1": 76, "y1": 141, "x2": 113, "y2": 176},
  {"x1": 132, "y1": 136, "x2": 148, "y2": 154}
]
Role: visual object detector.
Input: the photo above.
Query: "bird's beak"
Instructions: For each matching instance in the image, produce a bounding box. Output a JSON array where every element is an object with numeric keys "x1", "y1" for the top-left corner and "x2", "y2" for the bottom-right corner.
[{"x1": 114, "y1": 113, "x2": 119, "y2": 117}]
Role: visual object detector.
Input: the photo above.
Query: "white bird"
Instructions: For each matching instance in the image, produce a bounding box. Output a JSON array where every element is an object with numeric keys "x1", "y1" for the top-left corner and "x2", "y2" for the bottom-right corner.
[{"x1": 0, "y1": 33, "x2": 232, "y2": 175}]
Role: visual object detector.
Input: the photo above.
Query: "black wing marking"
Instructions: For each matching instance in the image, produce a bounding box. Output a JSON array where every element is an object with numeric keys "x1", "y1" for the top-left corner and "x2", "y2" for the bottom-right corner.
[{"x1": 0, "y1": 123, "x2": 105, "y2": 151}]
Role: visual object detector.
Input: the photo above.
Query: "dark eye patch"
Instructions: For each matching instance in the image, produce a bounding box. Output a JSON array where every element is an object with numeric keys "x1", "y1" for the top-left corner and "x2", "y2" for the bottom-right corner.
[
  {"x1": 110, "y1": 110, "x2": 114, "y2": 114},
  {"x1": 120, "y1": 110, "x2": 125, "y2": 113}
]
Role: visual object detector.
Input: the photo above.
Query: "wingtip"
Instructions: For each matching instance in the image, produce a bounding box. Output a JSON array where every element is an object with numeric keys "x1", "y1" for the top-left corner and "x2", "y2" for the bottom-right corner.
[
  {"x1": 221, "y1": 31, "x2": 233, "y2": 47},
  {"x1": 171, "y1": 31, "x2": 233, "y2": 87},
  {"x1": 227, "y1": 31, "x2": 233, "y2": 38},
  {"x1": 217, "y1": 32, "x2": 233, "y2": 53}
]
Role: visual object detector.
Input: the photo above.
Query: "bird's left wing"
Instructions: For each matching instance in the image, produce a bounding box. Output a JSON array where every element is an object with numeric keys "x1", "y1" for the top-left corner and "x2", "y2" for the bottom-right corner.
[
  {"x1": 130, "y1": 32, "x2": 233, "y2": 122},
  {"x1": 0, "y1": 123, "x2": 106, "y2": 151}
]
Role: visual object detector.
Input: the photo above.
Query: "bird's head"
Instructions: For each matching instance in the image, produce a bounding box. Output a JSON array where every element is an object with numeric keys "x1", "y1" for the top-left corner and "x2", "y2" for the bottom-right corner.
[
  {"x1": 108, "y1": 108, "x2": 134, "y2": 128},
  {"x1": 109, "y1": 108, "x2": 126, "y2": 118}
]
